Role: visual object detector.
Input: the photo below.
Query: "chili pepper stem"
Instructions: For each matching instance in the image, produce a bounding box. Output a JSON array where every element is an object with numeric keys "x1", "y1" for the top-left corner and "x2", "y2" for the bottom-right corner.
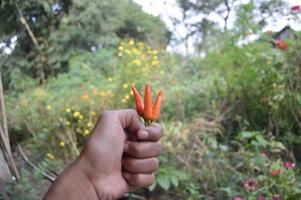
[{"x1": 144, "y1": 119, "x2": 151, "y2": 126}]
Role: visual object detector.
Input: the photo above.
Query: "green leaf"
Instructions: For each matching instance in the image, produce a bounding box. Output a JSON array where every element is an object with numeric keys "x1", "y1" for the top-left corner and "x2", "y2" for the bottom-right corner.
[
  {"x1": 239, "y1": 131, "x2": 256, "y2": 139},
  {"x1": 157, "y1": 175, "x2": 171, "y2": 191},
  {"x1": 293, "y1": 187, "x2": 301, "y2": 194},
  {"x1": 270, "y1": 141, "x2": 286, "y2": 152},
  {"x1": 255, "y1": 135, "x2": 269, "y2": 147},
  {"x1": 170, "y1": 176, "x2": 179, "y2": 187}
]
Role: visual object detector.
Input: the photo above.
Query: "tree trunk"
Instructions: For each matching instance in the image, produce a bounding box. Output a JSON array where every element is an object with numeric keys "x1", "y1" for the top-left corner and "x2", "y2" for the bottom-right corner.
[
  {"x1": 0, "y1": 65, "x2": 20, "y2": 190},
  {"x1": 0, "y1": 145, "x2": 11, "y2": 190}
]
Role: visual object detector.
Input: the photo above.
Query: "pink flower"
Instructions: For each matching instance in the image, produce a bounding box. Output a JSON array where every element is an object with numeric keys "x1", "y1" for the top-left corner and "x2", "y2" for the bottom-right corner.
[
  {"x1": 273, "y1": 194, "x2": 281, "y2": 200},
  {"x1": 291, "y1": 5, "x2": 301, "y2": 11},
  {"x1": 243, "y1": 179, "x2": 256, "y2": 192},
  {"x1": 258, "y1": 194, "x2": 266, "y2": 200},
  {"x1": 271, "y1": 169, "x2": 281, "y2": 176},
  {"x1": 233, "y1": 196, "x2": 244, "y2": 200},
  {"x1": 283, "y1": 161, "x2": 295, "y2": 169}
]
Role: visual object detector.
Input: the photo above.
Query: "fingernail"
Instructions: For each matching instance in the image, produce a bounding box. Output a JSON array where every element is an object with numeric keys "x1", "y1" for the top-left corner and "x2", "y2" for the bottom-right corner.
[{"x1": 138, "y1": 130, "x2": 149, "y2": 139}]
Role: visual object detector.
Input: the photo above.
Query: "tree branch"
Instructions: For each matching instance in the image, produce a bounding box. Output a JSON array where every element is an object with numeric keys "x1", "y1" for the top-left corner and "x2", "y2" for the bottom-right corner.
[
  {"x1": 17, "y1": 144, "x2": 56, "y2": 182},
  {"x1": 12, "y1": 0, "x2": 39, "y2": 47},
  {"x1": 0, "y1": 64, "x2": 9, "y2": 149},
  {"x1": 223, "y1": 0, "x2": 231, "y2": 30}
]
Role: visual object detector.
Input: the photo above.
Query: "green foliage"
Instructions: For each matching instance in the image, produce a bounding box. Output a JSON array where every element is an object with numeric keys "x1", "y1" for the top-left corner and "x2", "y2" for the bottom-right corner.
[
  {"x1": 5, "y1": 35, "x2": 301, "y2": 199},
  {"x1": 4, "y1": 168, "x2": 50, "y2": 200},
  {"x1": 150, "y1": 156, "x2": 189, "y2": 191},
  {"x1": 1, "y1": 0, "x2": 168, "y2": 88},
  {"x1": 201, "y1": 37, "x2": 301, "y2": 145}
]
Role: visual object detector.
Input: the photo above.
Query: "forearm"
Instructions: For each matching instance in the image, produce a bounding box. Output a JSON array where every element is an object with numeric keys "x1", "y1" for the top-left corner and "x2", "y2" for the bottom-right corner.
[{"x1": 43, "y1": 159, "x2": 99, "y2": 200}]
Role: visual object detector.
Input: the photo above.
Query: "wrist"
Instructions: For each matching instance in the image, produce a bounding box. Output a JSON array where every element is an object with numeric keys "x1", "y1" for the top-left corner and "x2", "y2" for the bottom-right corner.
[
  {"x1": 76, "y1": 154, "x2": 120, "y2": 200},
  {"x1": 44, "y1": 158, "x2": 99, "y2": 200}
]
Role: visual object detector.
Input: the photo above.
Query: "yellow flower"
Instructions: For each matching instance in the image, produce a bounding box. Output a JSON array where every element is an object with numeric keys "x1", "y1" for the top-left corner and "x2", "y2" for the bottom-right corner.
[
  {"x1": 132, "y1": 48, "x2": 141, "y2": 55},
  {"x1": 125, "y1": 94, "x2": 130, "y2": 100},
  {"x1": 46, "y1": 105, "x2": 52, "y2": 110},
  {"x1": 122, "y1": 99, "x2": 127, "y2": 103},
  {"x1": 87, "y1": 122, "x2": 93, "y2": 127},
  {"x1": 90, "y1": 111, "x2": 97, "y2": 116},
  {"x1": 129, "y1": 39, "x2": 134, "y2": 45},
  {"x1": 108, "y1": 77, "x2": 113, "y2": 82},
  {"x1": 79, "y1": 115, "x2": 84, "y2": 120},
  {"x1": 125, "y1": 50, "x2": 132, "y2": 55},
  {"x1": 59, "y1": 141, "x2": 65, "y2": 147},
  {"x1": 47, "y1": 153, "x2": 54, "y2": 160},
  {"x1": 132, "y1": 59, "x2": 141, "y2": 66},
  {"x1": 118, "y1": 46, "x2": 124, "y2": 51},
  {"x1": 152, "y1": 50, "x2": 159, "y2": 55},
  {"x1": 66, "y1": 108, "x2": 71, "y2": 113},
  {"x1": 118, "y1": 52, "x2": 123, "y2": 57},
  {"x1": 152, "y1": 60, "x2": 160, "y2": 66},
  {"x1": 65, "y1": 121, "x2": 71, "y2": 126},
  {"x1": 123, "y1": 83, "x2": 128, "y2": 89},
  {"x1": 99, "y1": 91, "x2": 106, "y2": 97},
  {"x1": 84, "y1": 130, "x2": 90, "y2": 135},
  {"x1": 73, "y1": 111, "x2": 80, "y2": 117}
]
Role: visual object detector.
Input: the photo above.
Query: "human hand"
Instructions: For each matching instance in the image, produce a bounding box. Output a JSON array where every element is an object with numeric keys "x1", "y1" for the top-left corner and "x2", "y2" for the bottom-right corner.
[{"x1": 44, "y1": 109, "x2": 163, "y2": 200}]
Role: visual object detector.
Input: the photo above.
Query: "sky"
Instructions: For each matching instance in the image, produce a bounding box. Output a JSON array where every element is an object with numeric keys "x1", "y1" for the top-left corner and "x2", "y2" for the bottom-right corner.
[{"x1": 133, "y1": 0, "x2": 301, "y2": 54}]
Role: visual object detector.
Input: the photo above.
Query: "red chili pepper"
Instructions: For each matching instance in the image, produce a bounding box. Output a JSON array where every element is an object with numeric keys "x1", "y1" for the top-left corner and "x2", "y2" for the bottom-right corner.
[
  {"x1": 144, "y1": 84, "x2": 153, "y2": 120},
  {"x1": 151, "y1": 91, "x2": 163, "y2": 121},
  {"x1": 131, "y1": 84, "x2": 144, "y2": 116}
]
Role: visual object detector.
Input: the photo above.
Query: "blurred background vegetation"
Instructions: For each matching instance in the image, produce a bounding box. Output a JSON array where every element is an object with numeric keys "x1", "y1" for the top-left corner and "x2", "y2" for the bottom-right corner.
[{"x1": 1, "y1": 0, "x2": 301, "y2": 199}]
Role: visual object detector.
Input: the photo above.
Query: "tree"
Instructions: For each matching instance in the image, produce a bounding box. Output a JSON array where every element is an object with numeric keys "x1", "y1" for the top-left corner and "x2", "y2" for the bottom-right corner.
[
  {"x1": 0, "y1": 0, "x2": 168, "y2": 88},
  {"x1": 172, "y1": 0, "x2": 293, "y2": 55}
]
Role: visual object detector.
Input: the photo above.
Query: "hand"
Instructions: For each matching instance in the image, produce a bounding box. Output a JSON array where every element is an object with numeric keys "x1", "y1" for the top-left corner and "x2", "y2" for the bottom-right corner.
[{"x1": 44, "y1": 109, "x2": 164, "y2": 200}]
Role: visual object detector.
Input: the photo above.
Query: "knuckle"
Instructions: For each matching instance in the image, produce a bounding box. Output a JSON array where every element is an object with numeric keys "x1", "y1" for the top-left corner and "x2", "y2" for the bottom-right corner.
[
  {"x1": 130, "y1": 174, "x2": 142, "y2": 185},
  {"x1": 130, "y1": 143, "x2": 141, "y2": 156}
]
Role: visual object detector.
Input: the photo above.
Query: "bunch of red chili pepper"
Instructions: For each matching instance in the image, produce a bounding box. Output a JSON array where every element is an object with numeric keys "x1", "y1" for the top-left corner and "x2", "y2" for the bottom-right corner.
[{"x1": 132, "y1": 84, "x2": 163, "y2": 126}]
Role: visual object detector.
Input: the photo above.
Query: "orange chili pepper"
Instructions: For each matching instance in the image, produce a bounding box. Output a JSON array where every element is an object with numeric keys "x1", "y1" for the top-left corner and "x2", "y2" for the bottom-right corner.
[
  {"x1": 144, "y1": 84, "x2": 153, "y2": 120},
  {"x1": 132, "y1": 84, "x2": 163, "y2": 124},
  {"x1": 131, "y1": 84, "x2": 144, "y2": 116},
  {"x1": 151, "y1": 91, "x2": 163, "y2": 121}
]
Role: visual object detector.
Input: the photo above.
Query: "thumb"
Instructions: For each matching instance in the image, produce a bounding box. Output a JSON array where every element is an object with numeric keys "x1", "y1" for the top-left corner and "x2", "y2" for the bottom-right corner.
[{"x1": 117, "y1": 109, "x2": 144, "y2": 134}]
